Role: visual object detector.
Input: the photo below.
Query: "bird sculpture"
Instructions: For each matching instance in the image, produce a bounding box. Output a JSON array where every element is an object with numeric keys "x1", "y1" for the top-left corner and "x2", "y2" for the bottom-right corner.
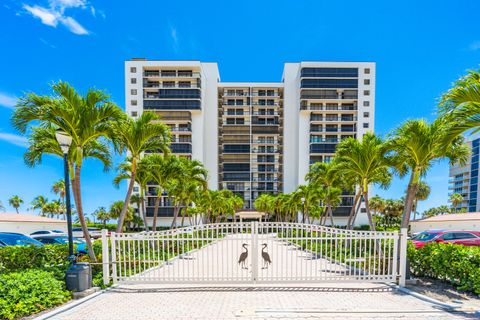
[
  {"x1": 238, "y1": 243, "x2": 248, "y2": 269},
  {"x1": 261, "y1": 243, "x2": 272, "y2": 269}
]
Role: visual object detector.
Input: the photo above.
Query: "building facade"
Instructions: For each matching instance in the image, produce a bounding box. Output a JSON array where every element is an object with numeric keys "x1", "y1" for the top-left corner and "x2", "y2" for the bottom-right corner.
[
  {"x1": 449, "y1": 134, "x2": 480, "y2": 212},
  {"x1": 125, "y1": 59, "x2": 375, "y2": 226}
]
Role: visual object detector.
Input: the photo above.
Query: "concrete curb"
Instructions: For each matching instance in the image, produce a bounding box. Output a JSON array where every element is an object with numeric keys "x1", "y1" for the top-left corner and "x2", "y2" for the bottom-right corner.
[
  {"x1": 388, "y1": 284, "x2": 460, "y2": 311},
  {"x1": 34, "y1": 287, "x2": 111, "y2": 320}
]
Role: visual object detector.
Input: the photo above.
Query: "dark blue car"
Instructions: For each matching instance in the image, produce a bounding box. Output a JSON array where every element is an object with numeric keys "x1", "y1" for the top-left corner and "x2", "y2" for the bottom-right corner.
[
  {"x1": 0, "y1": 232, "x2": 44, "y2": 247},
  {"x1": 34, "y1": 235, "x2": 88, "y2": 254}
]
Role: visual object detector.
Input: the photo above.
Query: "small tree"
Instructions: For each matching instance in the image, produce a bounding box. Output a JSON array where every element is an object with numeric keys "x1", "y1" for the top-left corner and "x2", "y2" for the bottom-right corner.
[
  {"x1": 94, "y1": 207, "x2": 110, "y2": 228},
  {"x1": 449, "y1": 193, "x2": 464, "y2": 213},
  {"x1": 8, "y1": 195, "x2": 23, "y2": 213}
]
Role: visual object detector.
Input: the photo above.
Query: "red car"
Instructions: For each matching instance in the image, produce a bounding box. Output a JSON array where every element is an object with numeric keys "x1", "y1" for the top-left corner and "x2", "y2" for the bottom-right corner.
[{"x1": 411, "y1": 230, "x2": 480, "y2": 248}]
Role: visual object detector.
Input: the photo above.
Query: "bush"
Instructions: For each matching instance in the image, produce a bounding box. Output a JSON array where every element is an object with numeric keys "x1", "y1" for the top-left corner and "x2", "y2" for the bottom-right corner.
[
  {"x1": 408, "y1": 242, "x2": 480, "y2": 294},
  {"x1": 0, "y1": 269, "x2": 70, "y2": 320},
  {"x1": 0, "y1": 244, "x2": 70, "y2": 274}
]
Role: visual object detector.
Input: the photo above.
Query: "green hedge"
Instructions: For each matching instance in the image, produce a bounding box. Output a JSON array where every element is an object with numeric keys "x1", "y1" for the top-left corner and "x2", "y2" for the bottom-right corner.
[
  {"x1": 408, "y1": 243, "x2": 480, "y2": 294},
  {"x1": 0, "y1": 269, "x2": 70, "y2": 320}
]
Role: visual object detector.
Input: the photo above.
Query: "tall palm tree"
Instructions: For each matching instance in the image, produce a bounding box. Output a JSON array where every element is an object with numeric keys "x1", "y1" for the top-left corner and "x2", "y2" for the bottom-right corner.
[
  {"x1": 294, "y1": 184, "x2": 322, "y2": 224},
  {"x1": 389, "y1": 119, "x2": 469, "y2": 228},
  {"x1": 254, "y1": 193, "x2": 272, "y2": 219},
  {"x1": 31, "y1": 195, "x2": 48, "y2": 215},
  {"x1": 439, "y1": 69, "x2": 480, "y2": 136},
  {"x1": 306, "y1": 161, "x2": 344, "y2": 226},
  {"x1": 12, "y1": 81, "x2": 122, "y2": 261},
  {"x1": 143, "y1": 154, "x2": 180, "y2": 231},
  {"x1": 335, "y1": 133, "x2": 392, "y2": 231},
  {"x1": 8, "y1": 195, "x2": 23, "y2": 213},
  {"x1": 412, "y1": 181, "x2": 431, "y2": 221},
  {"x1": 449, "y1": 193, "x2": 464, "y2": 213},
  {"x1": 112, "y1": 112, "x2": 170, "y2": 233}
]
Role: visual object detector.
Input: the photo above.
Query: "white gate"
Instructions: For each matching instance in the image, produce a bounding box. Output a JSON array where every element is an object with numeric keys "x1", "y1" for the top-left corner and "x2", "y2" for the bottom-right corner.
[{"x1": 102, "y1": 222, "x2": 406, "y2": 285}]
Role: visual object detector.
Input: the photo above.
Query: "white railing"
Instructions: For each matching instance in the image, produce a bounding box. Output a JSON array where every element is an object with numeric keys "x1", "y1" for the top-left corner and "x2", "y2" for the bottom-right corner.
[{"x1": 103, "y1": 222, "x2": 406, "y2": 285}]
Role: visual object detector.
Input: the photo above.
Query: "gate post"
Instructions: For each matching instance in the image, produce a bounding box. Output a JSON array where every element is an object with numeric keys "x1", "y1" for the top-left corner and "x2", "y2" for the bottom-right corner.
[
  {"x1": 251, "y1": 221, "x2": 258, "y2": 282},
  {"x1": 101, "y1": 229, "x2": 110, "y2": 286},
  {"x1": 398, "y1": 228, "x2": 408, "y2": 287},
  {"x1": 110, "y1": 232, "x2": 117, "y2": 284}
]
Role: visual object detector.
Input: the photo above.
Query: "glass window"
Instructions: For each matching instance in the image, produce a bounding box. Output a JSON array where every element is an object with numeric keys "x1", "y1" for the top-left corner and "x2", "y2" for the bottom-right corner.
[
  {"x1": 131, "y1": 111, "x2": 138, "y2": 117},
  {"x1": 363, "y1": 101, "x2": 370, "y2": 107},
  {"x1": 364, "y1": 68, "x2": 370, "y2": 74},
  {"x1": 130, "y1": 67, "x2": 136, "y2": 73},
  {"x1": 363, "y1": 112, "x2": 369, "y2": 117},
  {"x1": 439, "y1": 233, "x2": 455, "y2": 241},
  {"x1": 131, "y1": 100, "x2": 137, "y2": 106},
  {"x1": 131, "y1": 78, "x2": 137, "y2": 84},
  {"x1": 453, "y1": 233, "x2": 476, "y2": 240},
  {"x1": 364, "y1": 90, "x2": 370, "y2": 96},
  {"x1": 131, "y1": 89, "x2": 137, "y2": 95},
  {"x1": 363, "y1": 123, "x2": 369, "y2": 128},
  {"x1": 364, "y1": 79, "x2": 370, "y2": 85}
]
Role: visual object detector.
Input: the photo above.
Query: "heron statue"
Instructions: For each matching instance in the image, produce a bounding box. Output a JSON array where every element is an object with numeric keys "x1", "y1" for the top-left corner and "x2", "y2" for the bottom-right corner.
[
  {"x1": 238, "y1": 243, "x2": 248, "y2": 269},
  {"x1": 261, "y1": 243, "x2": 272, "y2": 269}
]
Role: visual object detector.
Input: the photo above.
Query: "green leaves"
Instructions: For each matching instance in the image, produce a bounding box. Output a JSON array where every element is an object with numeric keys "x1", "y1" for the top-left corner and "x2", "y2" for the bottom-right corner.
[{"x1": 408, "y1": 243, "x2": 480, "y2": 294}]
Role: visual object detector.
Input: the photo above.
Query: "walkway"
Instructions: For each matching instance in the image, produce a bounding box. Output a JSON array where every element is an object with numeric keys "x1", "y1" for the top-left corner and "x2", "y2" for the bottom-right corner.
[{"x1": 44, "y1": 283, "x2": 472, "y2": 319}]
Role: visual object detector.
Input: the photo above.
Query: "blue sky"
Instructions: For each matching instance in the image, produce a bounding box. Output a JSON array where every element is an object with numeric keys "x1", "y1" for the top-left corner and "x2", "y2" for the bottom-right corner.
[{"x1": 0, "y1": 0, "x2": 479, "y2": 217}]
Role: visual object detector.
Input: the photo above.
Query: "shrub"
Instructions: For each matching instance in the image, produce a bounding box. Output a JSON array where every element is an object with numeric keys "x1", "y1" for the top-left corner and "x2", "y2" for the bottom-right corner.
[
  {"x1": 408, "y1": 242, "x2": 480, "y2": 294},
  {"x1": 0, "y1": 244, "x2": 70, "y2": 274},
  {"x1": 0, "y1": 269, "x2": 70, "y2": 320}
]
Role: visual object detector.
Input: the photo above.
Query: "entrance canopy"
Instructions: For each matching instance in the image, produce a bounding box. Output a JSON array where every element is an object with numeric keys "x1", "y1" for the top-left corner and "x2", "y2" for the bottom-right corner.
[{"x1": 235, "y1": 210, "x2": 266, "y2": 221}]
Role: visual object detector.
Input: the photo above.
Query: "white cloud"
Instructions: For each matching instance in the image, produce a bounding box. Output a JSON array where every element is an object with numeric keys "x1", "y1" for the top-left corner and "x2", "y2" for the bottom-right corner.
[
  {"x1": 0, "y1": 92, "x2": 17, "y2": 109},
  {"x1": 0, "y1": 133, "x2": 27, "y2": 147},
  {"x1": 469, "y1": 41, "x2": 480, "y2": 51},
  {"x1": 22, "y1": 1, "x2": 92, "y2": 35}
]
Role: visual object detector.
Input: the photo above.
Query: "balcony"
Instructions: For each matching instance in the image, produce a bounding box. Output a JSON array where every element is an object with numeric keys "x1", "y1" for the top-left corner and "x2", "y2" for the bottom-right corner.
[
  {"x1": 143, "y1": 71, "x2": 201, "y2": 78},
  {"x1": 252, "y1": 120, "x2": 279, "y2": 126},
  {"x1": 144, "y1": 83, "x2": 201, "y2": 89},
  {"x1": 252, "y1": 148, "x2": 279, "y2": 154},
  {"x1": 143, "y1": 100, "x2": 201, "y2": 110},
  {"x1": 223, "y1": 92, "x2": 249, "y2": 97},
  {"x1": 170, "y1": 127, "x2": 191, "y2": 132},
  {"x1": 170, "y1": 143, "x2": 192, "y2": 154},
  {"x1": 310, "y1": 116, "x2": 357, "y2": 122}
]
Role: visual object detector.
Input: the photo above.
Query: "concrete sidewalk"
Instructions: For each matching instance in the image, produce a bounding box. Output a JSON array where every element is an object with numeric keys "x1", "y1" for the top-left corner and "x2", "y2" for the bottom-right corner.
[{"x1": 40, "y1": 283, "x2": 474, "y2": 319}]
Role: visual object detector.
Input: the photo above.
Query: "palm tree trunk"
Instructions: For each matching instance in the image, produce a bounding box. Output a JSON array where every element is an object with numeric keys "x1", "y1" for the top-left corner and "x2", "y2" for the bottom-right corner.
[
  {"x1": 152, "y1": 194, "x2": 161, "y2": 231},
  {"x1": 116, "y1": 161, "x2": 137, "y2": 233},
  {"x1": 363, "y1": 191, "x2": 376, "y2": 231},
  {"x1": 181, "y1": 207, "x2": 186, "y2": 227},
  {"x1": 171, "y1": 206, "x2": 180, "y2": 228},
  {"x1": 140, "y1": 188, "x2": 148, "y2": 231},
  {"x1": 327, "y1": 203, "x2": 334, "y2": 226},
  {"x1": 402, "y1": 172, "x2": 420, "y2": 228},
  {"x1": 347, "y1": 190, "x2": 361, "y2": 229},
  {"x1": 72, "y1": 164, "x2": 97, "y2": 262}
]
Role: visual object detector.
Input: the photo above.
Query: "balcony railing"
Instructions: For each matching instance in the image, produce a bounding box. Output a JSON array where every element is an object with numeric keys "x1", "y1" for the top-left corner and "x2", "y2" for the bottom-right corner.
[
  {"x1": 144, "y1": 83, "x2": 201, "y2": 89},
  {"x1": 143, "y1": 71, "x2": 201, "y2": 78},
  {"x1": 170, "y1": 127, "x2": 191, "y2": 132},
  {"x1": 310, "y1": 116, "x2": 357, "y2": 122},
  {"x1": 252, "y1": 149, "x2": 279, "y2": 153}
]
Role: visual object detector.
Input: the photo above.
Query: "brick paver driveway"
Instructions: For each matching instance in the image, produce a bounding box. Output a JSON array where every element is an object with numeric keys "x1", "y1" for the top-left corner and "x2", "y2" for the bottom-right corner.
[{"x1": 45, "y1": 283, "x2": 473, "y2": 319}]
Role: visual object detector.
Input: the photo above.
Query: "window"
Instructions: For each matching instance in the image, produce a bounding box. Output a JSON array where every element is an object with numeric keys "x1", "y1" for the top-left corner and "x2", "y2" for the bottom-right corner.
[
  {"x1": 363, "y1": 123, "x2": 369, "y2": 128},
  {"x1": 439, "y1": 233, "x2": 455, "y2": 241},
  {"x1": 363, "y1": 112, "x2": 369, "y2": 117},
  {"x1": 453, "y1": 232, "x2": 476, "y2": 240},
  {"x1": 364, "y1": 68, "x2": 370, "y2": 74},
  {"x1": 131, "y1": 100, "x2": 137, "y2": 106},
  {"x1": 363, "y1": 101, "x2": 370, "y2": 107},
  {"x1": 364, "y1": 90, "x2": 370, "y2": 96},
  {"x1": 364, "y1": 79, "x2": 370, "y2": 85},
  {"x1": 131, "y1": 111, "x2": 138, "y2": 117},
  {"x1": 131, "y1": 78, "x2": 137, "y2": 84},
  {"x1": 130, "y1": 67, "x2": 136, "y2": 73},
  {"x1": 131, "y1": 89, "x2": 137, "y2": 95}
]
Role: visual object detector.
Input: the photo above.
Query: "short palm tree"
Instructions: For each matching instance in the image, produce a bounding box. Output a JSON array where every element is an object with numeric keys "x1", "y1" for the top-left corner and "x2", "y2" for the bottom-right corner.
[
  {"x1": 335, "y1": 133, "x2": 392, "y2": 231},
  {"x1": 389, "y1": 119, "x2": 469, "y2": 228},
  {"x1": 412, "y1": 181, "x2": 431, "y2": 221},
  {"x1": 112, "y1": 112, "x2": 170, "y2": 233},
  {"x1": 369, "y1": 195, "x2": 386, "y2": 218},
  {"x1": 254, "y1": 194, "x2": 271, "y2": 219},
  {"x1": 294, "y1": 184, "x2": 322, "y2": 224},
  {"x1": 31, "y1": 195, "x2": 48, "y2": 215},
  {"x1": 94, "y1": 206, "x2": 110, "y2": 228},
  {"x1": 109, "y1": 200, "x2": 133, "y2": 231},
  {"x1": 8, "y1": 195, "x2": 23, "y2": 213},
  {"x1": 449, "y1": 193, "x2": 464, "y2": 213},
  {"x1": 12, "y1": 81, "x2": 123, "y2": 261},
  {"x1": 51, "y1": 179, "x2": 66, "y2": 219}
]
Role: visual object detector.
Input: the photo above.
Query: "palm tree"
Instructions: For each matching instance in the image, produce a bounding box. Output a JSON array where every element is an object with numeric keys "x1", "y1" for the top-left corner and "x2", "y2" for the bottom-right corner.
[
  {"x1": 0, "y1": 201, "x2": 4, "y2": 212},
  {"x1": 335, "y1": 133, "x2": 392, "y2": 231},
  {"x1": 129, "y1": 193, "x2": 143, "y2": 226},
  {"x1": 143, "y1": 155, "x2": 180, "y2": 231},
  {"x1": 412, "y1": 181, "x2": 431, "y2": 221},
  {"x1": 12, "y1": 81, "x2": 123, "y2": 261},
  {"x1": 439, "y1": 69, "x2": 480, "y2": 137},
  {"x1": 294, "y1": 184, "x2": 322, "y2": 224},
  {"x1": 389, "y1": 119, "x2": 469, "y2": 228},
  {"x1": 112, "y1": 112, "x2": 170, "y2": 233},
  {"x1": 254, "y1": 194, "x2": 272, "y2": 219},
  {"x1": 31, "y1": 195, "x2": 48, "y2": 215},
  {"x1": 109, "y1": 200, "x2": 133, "y2": 231},
  {"x1": 369, "y1": 195, "x2": 386, "y2": 218},
  {"x1": 8, "y1": 195, "x2": 23, "y2": 213},
  {"x1": 51, "y1": 179, "x2": 66, "y2": 219},
  {"x1": 449, "y1": 193, "x2": 464, "y2": 213},
  {"x1": 94, "y1": 207, "x2": 110, "y2": 228}
]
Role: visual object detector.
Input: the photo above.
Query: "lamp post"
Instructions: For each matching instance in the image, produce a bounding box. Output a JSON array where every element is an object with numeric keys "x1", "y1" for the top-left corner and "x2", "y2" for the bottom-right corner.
[
  {"x1": 55, "y1": 129, "x2": 75, "y2": 262},
  {"x1": 301, "y1": 197, "x2": 306, "y2": 223}
]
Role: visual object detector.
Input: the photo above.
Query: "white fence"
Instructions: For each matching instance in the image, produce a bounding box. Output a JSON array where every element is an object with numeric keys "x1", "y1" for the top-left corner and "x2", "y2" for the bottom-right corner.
[{"x1": 102, "y1": 223, "x2": 407, "y2": 285}]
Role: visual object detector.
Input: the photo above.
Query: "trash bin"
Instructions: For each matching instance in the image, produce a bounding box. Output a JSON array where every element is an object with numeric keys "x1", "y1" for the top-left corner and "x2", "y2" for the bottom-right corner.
[{"x1": 66, "y1": 262, "x2": 92, "y2": 292}]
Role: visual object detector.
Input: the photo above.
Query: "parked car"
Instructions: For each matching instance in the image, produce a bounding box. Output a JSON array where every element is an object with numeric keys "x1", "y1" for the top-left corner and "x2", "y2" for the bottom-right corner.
[
  {"x1": 411, "y1": 230, "x2": 480, "y2": 248},
  {"x1": 0, "y1": 232, "x2": 44, "y2": 247},
  {"x1": 30, "y1": 230, "x2": 65, "y2": 238},
  {"x1": 72, "y1": 227, "x2": 102, "y2": 239},
  {"x1": 34, "y1": 235, "x2": 87, "y2": 253}
]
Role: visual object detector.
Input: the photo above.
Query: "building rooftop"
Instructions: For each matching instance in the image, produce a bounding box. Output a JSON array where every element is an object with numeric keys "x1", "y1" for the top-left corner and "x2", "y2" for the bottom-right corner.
[
  {"x1": 414, "y1": 212, "x2": 480, "y2": 222},
  {"x1": 0, "y1": 213, "x2": 66, "y2": 223}
]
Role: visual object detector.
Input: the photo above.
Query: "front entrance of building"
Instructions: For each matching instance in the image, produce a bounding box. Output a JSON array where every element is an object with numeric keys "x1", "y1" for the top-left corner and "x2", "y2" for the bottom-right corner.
[{"x1": 102, "y1": 222, "x2": 405, "y2": 285}]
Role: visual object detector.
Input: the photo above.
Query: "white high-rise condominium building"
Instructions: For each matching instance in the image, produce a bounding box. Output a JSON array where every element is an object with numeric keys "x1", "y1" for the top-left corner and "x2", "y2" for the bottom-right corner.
[{"x1": 125, "y1": 59, "x2": 376, "y2": 227}]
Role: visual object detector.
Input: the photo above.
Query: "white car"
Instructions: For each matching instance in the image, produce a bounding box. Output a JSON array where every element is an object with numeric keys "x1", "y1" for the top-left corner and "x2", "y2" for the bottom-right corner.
[
  {"x1": 30, "y1": 230, "x2": 65, "y2": 238},
  {"x1": 72, "y1": 227, "x2": 103, "y2": 239}
]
